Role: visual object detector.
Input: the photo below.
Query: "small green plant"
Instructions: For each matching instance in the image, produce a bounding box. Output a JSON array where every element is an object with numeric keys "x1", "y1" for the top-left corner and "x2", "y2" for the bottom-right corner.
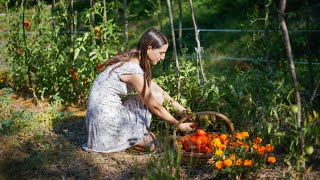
[
  {"x1": 0, "y1": 70, "x2": 12, "y2": 88},
  {"x1": 0, "y1": 88, "x2": 35, "y2": 135},
  {"x1": 139, "y1": 128, "x2": 183, "y2": 179},
  {"x1": 274, "y1": 110, "x2": 320, "y2": 174},
  {"x1": 0, "y1": 88, "x2": 14, "y2": 133}
]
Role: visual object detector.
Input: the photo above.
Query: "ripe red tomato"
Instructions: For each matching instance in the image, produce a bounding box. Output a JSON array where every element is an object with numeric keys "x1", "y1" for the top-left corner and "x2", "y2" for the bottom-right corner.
[
  {"x1": 190, "y1": 134, "x2": 197, "y2": 141},
  {"x1": 183, "y1": 139, "x2": 194, "y2": 152},
  {"x1": 196, "y1": 129, "x2": 207, "y2": 137},
  {"x1": 23, "y1": 20, "x2": 30, "y2": 29},
  {"x1": 68, "y1": 68, "x2": 76, "y2": 75},
  {"x1": 18, "y1": 48, "x2": 22, "y2": 56},
  {"x1": 72, "y1": 73, "x2": 79, "y2": 80},
  {"x1": 195, "y1": 138, "x2": 202, "y2": 146}
]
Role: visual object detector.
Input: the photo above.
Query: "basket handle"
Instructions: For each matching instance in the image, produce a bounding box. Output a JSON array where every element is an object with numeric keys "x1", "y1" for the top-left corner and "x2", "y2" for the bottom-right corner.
[{"x1": 173, "y1": 111, "x2": 235, "y2": 150}]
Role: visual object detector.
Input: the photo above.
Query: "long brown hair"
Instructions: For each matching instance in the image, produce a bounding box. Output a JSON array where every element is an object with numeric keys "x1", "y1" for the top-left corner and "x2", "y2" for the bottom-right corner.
[{"x1": 100, "y1": 28, "x2": 168, "y2": 84}]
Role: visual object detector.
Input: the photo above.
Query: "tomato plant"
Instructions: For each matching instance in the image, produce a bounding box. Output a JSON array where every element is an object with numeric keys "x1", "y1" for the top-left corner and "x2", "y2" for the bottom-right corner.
[{"x1": 4, "y1": 0, "x2": 123, "y2": 105}]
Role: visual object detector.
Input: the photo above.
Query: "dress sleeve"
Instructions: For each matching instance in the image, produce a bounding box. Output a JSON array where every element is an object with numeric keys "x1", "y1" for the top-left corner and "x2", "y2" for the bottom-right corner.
[{"x1": 115, "y1": 62, "x2": 144, "y2": 76}]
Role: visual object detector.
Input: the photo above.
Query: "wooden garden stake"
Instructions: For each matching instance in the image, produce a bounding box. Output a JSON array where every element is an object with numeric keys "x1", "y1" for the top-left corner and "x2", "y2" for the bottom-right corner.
[
  {"x1": 70, "y1": 0, "x2": 75, "y2": 68},
  {"x1": 22, "y1": 0, "x2": 32, "y2": 87},
  {"x1": 114, "y1": 0, "x2": 119, "y2": 23},
  {"x1": 37, "y1": 2, "x2": 41, "y2": 36},
  {"x1": 167, "y1": 0, "x2": 181, "y2": 99},
  {"x1": 178, "y1": 0, "x2": 183, "y2": 53},
  {"x1": 188, "y1": 0, "x2": 206, "y2": 84},
  {"x1": 90, "y1": 0, "x2": 96, "y2": 45},
  {"x1": 103, "y1": 0, "x2": 109, "y2": 59},
  {"x1": 264, "y1": 0, "x2": 272, "y2": 69},
  {"x1": 278, "y1": 0, "x2": 304, "y2": 170},
  {"x1": 52, "y1": 0, "x2": 55, "y2": 29},
  {"x1": 158, "y1": 0, "x2": 163, "y2": 31},
  {"x1": 305, "y1": 0, "x2": 314, "y2": 106},
  {"x1": 123, "y1": 0, "x2": 129, "y2": 49}
]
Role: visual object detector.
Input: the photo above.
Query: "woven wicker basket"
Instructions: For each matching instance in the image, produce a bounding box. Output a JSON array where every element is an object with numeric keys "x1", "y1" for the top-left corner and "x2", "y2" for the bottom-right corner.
[{"x1": 173, "y1": 111, "x2": 235, "y2": 166}]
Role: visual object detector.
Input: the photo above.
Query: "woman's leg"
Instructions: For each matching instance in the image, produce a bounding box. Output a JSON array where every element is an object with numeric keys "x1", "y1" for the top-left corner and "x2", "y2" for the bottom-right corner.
[{"x1": 134, "y1": 131, "x2": 158, "y2": 152}]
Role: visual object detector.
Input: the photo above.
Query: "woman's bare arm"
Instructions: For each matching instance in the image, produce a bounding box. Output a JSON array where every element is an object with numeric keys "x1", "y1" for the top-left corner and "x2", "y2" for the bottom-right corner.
[
  {"x1": 120, "y1": 74, "x2": 194, "y2": 131},
  {"x1": 150, "y1": 81, "x2": 187, "y2": 113}
]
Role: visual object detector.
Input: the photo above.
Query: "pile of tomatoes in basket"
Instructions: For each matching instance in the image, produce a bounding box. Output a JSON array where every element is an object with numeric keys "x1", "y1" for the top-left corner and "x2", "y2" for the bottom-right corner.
[{"x1": 177, "y1": 129, "x2": 227, "y2": 154}]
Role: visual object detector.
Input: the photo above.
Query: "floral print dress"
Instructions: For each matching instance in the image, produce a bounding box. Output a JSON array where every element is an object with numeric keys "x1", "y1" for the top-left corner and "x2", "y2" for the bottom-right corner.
[{"x1": 83, "y1": 61, "x2": 153, "y2": 153}]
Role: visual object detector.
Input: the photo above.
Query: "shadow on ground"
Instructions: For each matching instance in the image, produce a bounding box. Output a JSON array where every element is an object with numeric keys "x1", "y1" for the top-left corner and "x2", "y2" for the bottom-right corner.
[
  {"x1": 51, "y1": 114, "x2": 154, "y2": 179},
  {"x1": 0, "y1": 126, "x2": 104, "y2": 179},
  {"x1": 53, "y1": 115, "x2": 87, "y2": 147}
]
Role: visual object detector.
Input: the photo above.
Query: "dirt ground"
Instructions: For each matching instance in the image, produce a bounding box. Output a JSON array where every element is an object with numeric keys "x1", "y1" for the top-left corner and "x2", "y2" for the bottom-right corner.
[{"x1": 1, "y1": 90, "x2": 320, "y2": 179}]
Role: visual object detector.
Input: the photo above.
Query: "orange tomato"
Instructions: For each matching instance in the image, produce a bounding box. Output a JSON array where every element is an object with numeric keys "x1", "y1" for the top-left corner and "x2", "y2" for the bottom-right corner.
[
  {"x1": 190, "y1": 134, "x2": 197, "y2": 141},
  {"x1": 94, "y1": 26, "x2": 101, "y2": 34},
  {"x1": 18, "y1": 48, "x2": 22, "y2": 56},
  {"x1": 195, "y1": 138, "x2": 202, "y2": 146},
  {"x1": 196, "y1": 129, "x2": 207, "y2": 137},
  {"x1": 68, "y1": 68, "x2": 75, "y2": 74}
]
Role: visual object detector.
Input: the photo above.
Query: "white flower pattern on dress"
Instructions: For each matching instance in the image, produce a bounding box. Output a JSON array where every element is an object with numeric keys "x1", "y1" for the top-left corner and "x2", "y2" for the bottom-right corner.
[{"x1": 83, "y1": 61, "x2": 152, "y2": 153}]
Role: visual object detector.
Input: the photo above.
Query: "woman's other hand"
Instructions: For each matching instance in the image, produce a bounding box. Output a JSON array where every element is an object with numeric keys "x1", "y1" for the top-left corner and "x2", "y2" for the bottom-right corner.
[{"x1": 178, "y1": 122, "x2": 196, "y2": 132}]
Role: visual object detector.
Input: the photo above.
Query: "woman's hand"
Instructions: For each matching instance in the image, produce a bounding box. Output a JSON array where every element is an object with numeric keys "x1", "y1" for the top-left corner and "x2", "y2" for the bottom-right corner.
[
  {"x1": 178, "y1": 122, "x2": 196, "y2": 132},
  {"x1": 174, "y1": 108, "x2": 193, "y2": 118}
]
